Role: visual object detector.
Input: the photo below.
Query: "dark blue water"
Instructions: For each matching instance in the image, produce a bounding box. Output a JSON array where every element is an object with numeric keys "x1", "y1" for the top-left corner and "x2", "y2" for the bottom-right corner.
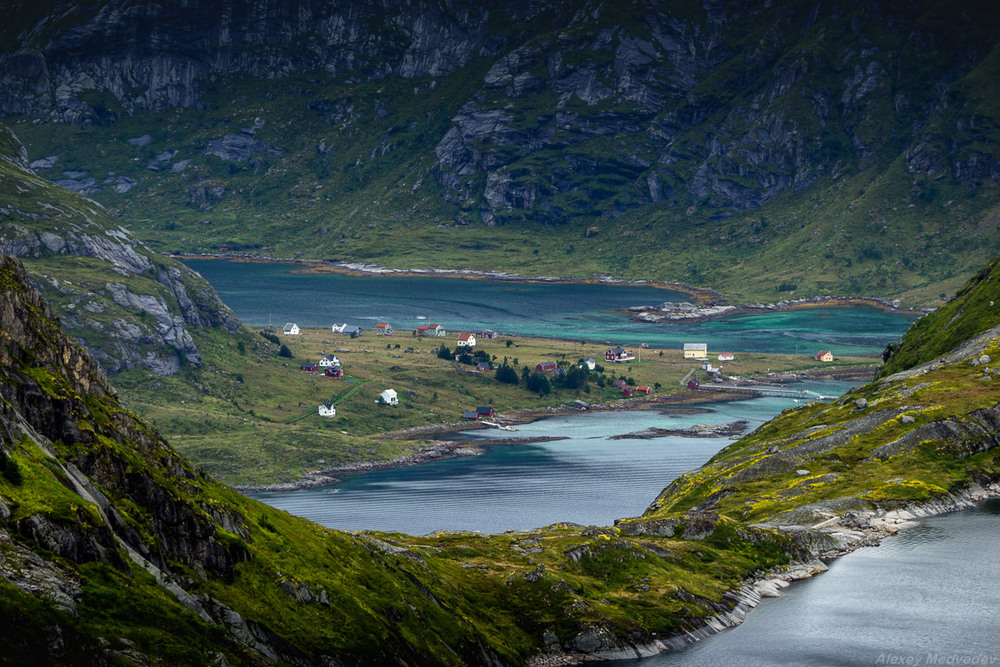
[
  {"x1": 182, "y1": 259, "x2": 918, "y2": 356},
  {"x1": 649, "y1": 499, "x2": 1000, "y2": 666}
]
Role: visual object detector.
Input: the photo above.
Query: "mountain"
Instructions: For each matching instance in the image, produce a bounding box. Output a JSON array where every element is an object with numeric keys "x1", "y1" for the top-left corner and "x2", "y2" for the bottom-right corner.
[
  {"x1": 3, "y1": 0, "x2": 1000, "y2": 302},
  {"x1": 0, "y1": 122, "x2": 245, "y2": 375},
  {"x1": 3, "y1": 206, "x2": 1000, "y2": 662}
]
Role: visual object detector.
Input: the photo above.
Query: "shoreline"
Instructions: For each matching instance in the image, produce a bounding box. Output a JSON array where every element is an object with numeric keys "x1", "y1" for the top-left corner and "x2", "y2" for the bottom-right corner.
[
  {"x1": 626, "y1": 294, "x2": 927, "y2": 325},
  {"x1": 530, "y1": 482, "x2": 1000, "y2": 665},
  {"x1": 171, "y1": 252, "x2": 719, "y2": 301},
  {"x1": 236, "y1": 366, "x2": 874, "y2": 494}
]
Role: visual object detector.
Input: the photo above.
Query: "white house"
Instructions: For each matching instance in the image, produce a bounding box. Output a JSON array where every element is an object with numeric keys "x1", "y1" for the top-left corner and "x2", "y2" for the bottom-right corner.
[
  {"x1": 378, "y1": 389, "x2": 398, "y2": 406},
  {"x1": 319, "y1": 354, "x2": 340, "y2": 367},
  {"x1": 283, "y1": 322, "x2": 300, "y2": 335},
  {"x1": 580, "y1": 357, "x2": 596, "y2": 370},
  {"x1": 456, "y1": 332, "x2": 476, "y2": 348},
  {"x1": 683, "y1": 343, "x2": 708, "y2": 359},
  {"x1": 718, "y1": 352, "x2": 735, "y2": 361},
  {"x1": 318, "y1": 403, "x2": 337, "y2": 417},
  {"x1": 331, "y1": 323, "x2": 348, "y2": 333}
]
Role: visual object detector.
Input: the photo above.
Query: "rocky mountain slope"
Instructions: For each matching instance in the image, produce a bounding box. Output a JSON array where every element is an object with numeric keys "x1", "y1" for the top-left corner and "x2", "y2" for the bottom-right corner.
[
  {"x1": 3, "y1": 0, "x2": 999, "y2": 302},
  {"x1": 0, "y1": 122, "x2": 244, "y2": 375},
  {"x1": 3, "y1": 212, "x2": 1000, "y2": 662}
]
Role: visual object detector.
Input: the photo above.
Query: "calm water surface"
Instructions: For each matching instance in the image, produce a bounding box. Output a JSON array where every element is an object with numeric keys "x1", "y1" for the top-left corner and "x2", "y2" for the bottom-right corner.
[
  {"x1": 649, "y1": 499, "x2": 1000, "y2": 666},
  {"x1": 183, "y1": 259, "x2": 918, "y2": 356},
  {"x1": 251, "y1": 381, "x2": 852, "y2": 535}
]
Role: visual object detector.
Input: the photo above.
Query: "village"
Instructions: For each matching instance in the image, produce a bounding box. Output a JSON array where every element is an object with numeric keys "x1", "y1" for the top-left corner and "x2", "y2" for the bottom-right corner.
[{"x1": 277, "y1": 319, "x2": 849, "y2": 426}]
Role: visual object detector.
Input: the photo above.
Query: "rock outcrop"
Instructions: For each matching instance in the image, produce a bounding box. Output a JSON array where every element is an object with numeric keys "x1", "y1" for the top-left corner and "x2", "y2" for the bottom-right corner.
[{"x1": 0, "y1": 123, "x2": 241, "y2": 374}]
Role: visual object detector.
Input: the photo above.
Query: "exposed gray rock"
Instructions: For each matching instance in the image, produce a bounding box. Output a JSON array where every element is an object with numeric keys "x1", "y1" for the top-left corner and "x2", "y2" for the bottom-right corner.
[{"x1": 205, "y1": 133, "x2": 282, "y2": 162}]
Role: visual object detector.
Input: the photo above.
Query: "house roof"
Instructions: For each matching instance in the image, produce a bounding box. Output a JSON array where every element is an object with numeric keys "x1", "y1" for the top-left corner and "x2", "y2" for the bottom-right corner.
[
  {"x1": 684, "y1": 343, "x2": 707, "y2": 350},
  {"x1": 607, "y1": 346, "x2": 629, "y2": 354},
  {"x1": 283, "y1": 322, "x2": 297, "y2": 329},
  {"x1": 817, "y1": 350, "x2": 831, "y2": 356},
  {"x1": 458, "y1": 332, "x2": 474, "y2": 340},
  {"x1": 376, "y1": 322, "x2": 390, "y2": 328},
  {"x1": 463, "y1": 411, "x2": 478, "y2": 419},
  {"x1": 476, "y1": 406, "x2": 493, "y2": 414}
]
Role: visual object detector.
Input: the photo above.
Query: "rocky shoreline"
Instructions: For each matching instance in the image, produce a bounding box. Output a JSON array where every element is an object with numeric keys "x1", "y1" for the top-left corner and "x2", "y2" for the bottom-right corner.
[
  {"x1": 626, "y1": 295, "x2": 927, "y2": 324},
  {"x1": 529, "y1": 481, "x2": 1000, "y2": 665}
]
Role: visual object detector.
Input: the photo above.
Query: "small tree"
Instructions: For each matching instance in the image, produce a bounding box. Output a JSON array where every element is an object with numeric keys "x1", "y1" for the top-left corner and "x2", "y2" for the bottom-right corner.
[
  {"x1": 278, "y1": 344, "x2": 293, "y2": 358},
  {"x1": 495, "y1": 364, "x2": 519, "y2": 385}
]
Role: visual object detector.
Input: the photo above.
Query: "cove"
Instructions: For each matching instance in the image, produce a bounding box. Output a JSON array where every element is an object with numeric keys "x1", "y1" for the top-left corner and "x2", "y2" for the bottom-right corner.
[
  {"x1": 251, "y1": 380, "x2": 853, "y2": 535},
  {"x1": 182, "y1": 259, "x2": 918, "y2": 356},
  {"x1": 647, "y1": 499, "x2": 1000, "y2": 666}
]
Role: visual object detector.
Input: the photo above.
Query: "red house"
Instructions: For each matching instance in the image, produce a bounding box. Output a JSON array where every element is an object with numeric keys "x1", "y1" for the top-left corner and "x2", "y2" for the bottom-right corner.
[
  {"x1": 324, "y1": 366, "x2": 344, "y2": 378},
  {"x1": 605, "y1": 346, "x2": 635, "y2": 363},
  {"x1": 476, "y1": 406, "x2": 494, "y2": 418},
  {"x1": 687, "y1": 379, "x2": 700, "y2": 389},
  {"x1": 536, "y1": 361, "x2": 557, "y2": 372},
  {"x1": 636, "y1": 386, "x2": 653, "y2": 394},
  {"x1": 300, "y1": 363, "x2": 319, "y2": 372},
  {"x1": 620, "y1": 387, "x2": 635, "y2": 397}
]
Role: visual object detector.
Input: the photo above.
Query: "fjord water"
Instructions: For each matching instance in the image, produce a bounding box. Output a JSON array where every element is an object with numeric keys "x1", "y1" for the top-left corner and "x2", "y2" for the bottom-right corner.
[
  {"x1": 183, "y1": 259, "x2": 917, "y2": 355},
  {"x1": 652, "y1": 499, "x2": 1000, "y2": 667},
  {"x1": 251, "y1": 383, "x2": 851, "y2": 535}
]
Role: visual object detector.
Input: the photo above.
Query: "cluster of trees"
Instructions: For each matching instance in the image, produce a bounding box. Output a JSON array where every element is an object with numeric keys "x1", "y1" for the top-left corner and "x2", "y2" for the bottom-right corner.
[
  {"x1": 437, "y1": 344, "x2": 491, "y2": 366},
  {"x1": 494, "y1": 359, "x2": 608, "y2": 396}
]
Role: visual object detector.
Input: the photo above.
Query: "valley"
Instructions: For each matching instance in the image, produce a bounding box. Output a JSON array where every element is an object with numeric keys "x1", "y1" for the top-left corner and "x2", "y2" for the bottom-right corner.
[{"x1": 2, "y1": 0, "x2": 1000, "y2": 664}]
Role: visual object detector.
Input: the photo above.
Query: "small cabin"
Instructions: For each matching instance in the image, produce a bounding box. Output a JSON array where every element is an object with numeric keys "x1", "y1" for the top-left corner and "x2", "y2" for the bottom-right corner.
[
  {"x1": 300, "y1": 363, "x2": 319, "y2": 372},
  {"x1": 687, "y1": 379, "x2": 700, "y2": 389},
  {"x1": 816, "y1": 350, "x2": 834, "y2": 362},
  {"x1": 636, "y1": 386, "x2": 653, "y2": 394},
  {"x1": 475, "y1": 329, "x2": 499, "y2": 339},
  {"x1": 283, "y1": 323, "x2": 300, "y2": 335},
  {"x1": 379, "y1": 389, "x2": 398, "y2": 406},
  {"x1": 319, "y1": 354, "x2": 340, "y2": 367},
  {"x1": 476, "y1": 406, "x2": 494, "y2": 419},
  {"x1": 318, "y1": 403, "x2": 336, "y2": 418},
  {"x1": 536, "y1": 361, "x2": 557, "y2": 372},
  {"x1": 717, "y1": 352, "x2": 735, "y2": 361},
  {"x1": 324, "y1": 366, "x2": 344, "y2": 378},
  {"x1": 456, "y1": 333, "x2": 476, "y2": 348},
  {"x1": 375, "y1": 322, "x2": 393, "y2": 336},
  {"x1": 620, "y1": 387, "x2": 635, "y2": 397},
  {"x1": 580, "y1": 357, "x2": 596, "y2": 370}
]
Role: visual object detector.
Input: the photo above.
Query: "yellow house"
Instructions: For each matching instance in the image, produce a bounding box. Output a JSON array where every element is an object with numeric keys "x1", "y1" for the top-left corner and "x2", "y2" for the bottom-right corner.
[
  {"x1": 815, "y1": 350, "x2": 834, "y2": 362},
  {"x1": 683, "y1": 343, "x2": 708, "y2": 359}
]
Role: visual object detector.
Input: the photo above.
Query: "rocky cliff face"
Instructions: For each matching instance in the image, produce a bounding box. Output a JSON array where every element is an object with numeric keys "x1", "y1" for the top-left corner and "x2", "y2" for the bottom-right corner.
[
  {"x1": 0, "y1": 123, "x2": 241, "y2": 375},
  {"x1": 5, "y1": 0, "x2": 997, "y2": 216}
]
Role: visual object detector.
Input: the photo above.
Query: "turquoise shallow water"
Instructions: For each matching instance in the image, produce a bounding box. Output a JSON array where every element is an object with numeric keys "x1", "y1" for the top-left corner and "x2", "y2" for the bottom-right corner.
[{"x1": 182, "y1": 259, "x2": 918, "y2": 356}]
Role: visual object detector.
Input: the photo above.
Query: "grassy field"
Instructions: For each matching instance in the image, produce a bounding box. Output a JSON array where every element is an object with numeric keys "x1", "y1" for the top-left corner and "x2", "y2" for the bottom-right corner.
[{"x1": 113, "y1": 325, "x2": 876, "y2": 487}]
